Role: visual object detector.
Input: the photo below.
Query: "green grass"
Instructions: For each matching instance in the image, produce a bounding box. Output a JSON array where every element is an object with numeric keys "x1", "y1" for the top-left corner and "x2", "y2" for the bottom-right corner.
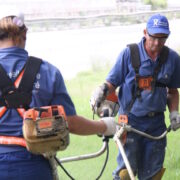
[{"x1": 57, "y1": 68, "x2": 180, "y2": 180}]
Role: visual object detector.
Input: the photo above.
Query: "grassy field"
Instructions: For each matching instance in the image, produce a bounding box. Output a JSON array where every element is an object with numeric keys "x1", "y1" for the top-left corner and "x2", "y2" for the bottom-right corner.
[{"x1": 57, "y1": 67, "x2": 180, "y2": 180}]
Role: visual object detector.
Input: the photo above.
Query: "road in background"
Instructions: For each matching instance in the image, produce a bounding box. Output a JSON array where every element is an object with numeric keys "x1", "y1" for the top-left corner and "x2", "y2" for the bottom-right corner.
[{"x1": 26, "y1": 19, "x2": 180, "y2": 79}]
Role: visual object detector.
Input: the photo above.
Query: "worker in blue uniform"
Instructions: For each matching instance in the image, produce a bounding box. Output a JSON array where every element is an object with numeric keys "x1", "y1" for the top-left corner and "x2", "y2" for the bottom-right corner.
[
  {"x1": 91, "y1": 14, "x2": 180, "y2": 180},
  {"x1": 0, "y1": 9, "x2": 117, "y2": 180}
]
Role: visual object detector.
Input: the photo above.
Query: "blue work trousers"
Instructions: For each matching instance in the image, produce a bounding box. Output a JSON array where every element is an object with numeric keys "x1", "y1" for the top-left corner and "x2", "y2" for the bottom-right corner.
[
  {"x1": 113, "y1": 113, "x2": 167, "y2": 180},
  {"x1": 0, "y1": 149, "x2": 53, "y2": 180}
]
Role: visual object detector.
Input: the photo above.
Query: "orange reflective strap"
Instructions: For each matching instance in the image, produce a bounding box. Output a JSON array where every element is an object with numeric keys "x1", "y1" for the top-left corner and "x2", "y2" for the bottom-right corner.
[
  {"x1": 0, "y1": 136, "x2": 26, "y2": 147},
  {"x1": 14, "y1": 70, "x2": 24, "y2": 88},
  {"x1": 17, "y1": 108, "x2": 26, "y2": 118},
  {"x1": 0, "y1": 107, "x2": 7, "y2": 118}
]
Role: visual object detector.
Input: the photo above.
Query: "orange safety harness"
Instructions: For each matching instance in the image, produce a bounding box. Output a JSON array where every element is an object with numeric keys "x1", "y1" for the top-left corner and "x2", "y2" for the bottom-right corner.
[
  {"x1": 117, "y1": 44, "x2": 169, "y2": 143},
  {"x1": 0, "y1": 56, "x2": 42, "y2": 147},
  {"x1": 127, "y1": 44, "x2": 169, "y2": 112}
]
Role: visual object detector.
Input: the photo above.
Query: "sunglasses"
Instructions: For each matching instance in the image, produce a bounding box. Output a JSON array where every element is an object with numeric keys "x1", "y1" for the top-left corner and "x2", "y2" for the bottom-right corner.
[{"x1": 148, "y1": 33, "x2": 168, "y2": 42}]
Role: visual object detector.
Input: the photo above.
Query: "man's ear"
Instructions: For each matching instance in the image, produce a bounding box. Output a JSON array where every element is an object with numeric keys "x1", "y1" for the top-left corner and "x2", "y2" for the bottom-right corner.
[
  {"x1": 143, "y1": 29, "x2": 147, "y2": 36},
  {"x1": 144, "y1": 29, "x2": 149, "y2": 39},
  {"x1": 22, "y1": 31, "x2": 26, "y2": 41}
]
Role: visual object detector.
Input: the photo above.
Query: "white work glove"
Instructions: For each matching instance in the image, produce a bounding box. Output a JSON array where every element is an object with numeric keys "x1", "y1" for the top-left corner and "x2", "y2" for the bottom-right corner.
[
  {"x1": 90, "y1": 83, "x2": 109, "y2": 114},
  {"x1": 100, "y1": 117, "x2": 117, "y2": 136},
  {"x1": 170, "y1": 111, "x2": 180, "y2": 131}
]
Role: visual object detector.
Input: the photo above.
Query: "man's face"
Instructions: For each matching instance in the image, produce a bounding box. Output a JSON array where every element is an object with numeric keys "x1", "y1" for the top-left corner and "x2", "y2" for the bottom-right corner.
[{"x1": 144, "y1": 29, "x2": 168, "y2": 53}]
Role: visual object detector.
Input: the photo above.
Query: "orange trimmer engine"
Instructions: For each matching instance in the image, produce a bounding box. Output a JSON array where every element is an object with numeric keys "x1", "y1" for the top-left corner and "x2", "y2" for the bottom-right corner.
[{"x1": 23, "y1": 105, "x2": 69, "y2": 154}]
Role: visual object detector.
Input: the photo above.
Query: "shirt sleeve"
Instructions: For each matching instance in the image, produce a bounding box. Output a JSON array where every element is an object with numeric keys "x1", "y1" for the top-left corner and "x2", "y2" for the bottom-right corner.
[
  {"x1": 106, "y1": 47, "x2": 130, "y2": 87},
  {"x1": 51, "y1": 69, "x2": 76, "y2": 116},
  {"x1": 167, "y1": 51, "x2": 180, "y2": 88}
]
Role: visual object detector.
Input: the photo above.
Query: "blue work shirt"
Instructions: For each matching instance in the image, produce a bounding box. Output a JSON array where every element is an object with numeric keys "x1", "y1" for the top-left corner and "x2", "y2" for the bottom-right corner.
[
  {"x1": 0, "y1": 46, "x2": 76, "y2": 153},
  {"x1": 106, "y1": 37, "x2": 180, "y2": 117}
]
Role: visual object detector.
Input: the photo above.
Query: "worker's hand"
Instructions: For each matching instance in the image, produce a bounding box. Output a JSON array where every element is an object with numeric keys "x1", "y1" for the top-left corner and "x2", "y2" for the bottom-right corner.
[
  {"x1": 90, "y1": 83, "x2": 109, "y2": 113},
  {"x1": 100, "y1": 117, "x2": 117, "y2": 136},
  {"x1": 170, "y1": 111, "x2": 180, "y2": 131}
]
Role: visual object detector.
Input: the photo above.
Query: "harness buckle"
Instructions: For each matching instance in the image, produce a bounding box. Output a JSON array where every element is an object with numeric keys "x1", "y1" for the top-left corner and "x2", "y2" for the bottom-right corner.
[
  {"x1": 147, "y1": 112, "x2": 155, "y2": 117},
  {"x1": 138, "y1": 76, "x2": 153, "y2": 90}
]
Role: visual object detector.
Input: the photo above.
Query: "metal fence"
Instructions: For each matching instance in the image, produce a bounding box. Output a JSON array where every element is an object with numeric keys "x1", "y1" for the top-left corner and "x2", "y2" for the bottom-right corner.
[{"x1": 25, "y1": 9, "x2": 180, "y2": 31}]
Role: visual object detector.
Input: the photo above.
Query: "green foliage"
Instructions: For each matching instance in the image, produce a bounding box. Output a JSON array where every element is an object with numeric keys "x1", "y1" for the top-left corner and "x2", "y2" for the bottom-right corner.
[
  {"x1": 58, "y1": 67, "x2": 117, "y2": 180},
  {"x1": 142, "y1": 0, "x2": 167, "y2": 10}
]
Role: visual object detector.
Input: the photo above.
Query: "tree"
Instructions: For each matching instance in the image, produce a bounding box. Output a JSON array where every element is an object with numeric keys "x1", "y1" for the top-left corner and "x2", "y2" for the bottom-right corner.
[{"x1": 142, "y1": 0, "x2": 167, "y2": 10}]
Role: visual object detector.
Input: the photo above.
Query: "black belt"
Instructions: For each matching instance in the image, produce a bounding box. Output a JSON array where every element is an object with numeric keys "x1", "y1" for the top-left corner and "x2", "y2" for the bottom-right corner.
[
  {"x1": 146, "y1": 112, "x2": 163, "y2": 117},
  {"x1": 155, "y1": 82, "x2": 166, "y2": 88}
]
